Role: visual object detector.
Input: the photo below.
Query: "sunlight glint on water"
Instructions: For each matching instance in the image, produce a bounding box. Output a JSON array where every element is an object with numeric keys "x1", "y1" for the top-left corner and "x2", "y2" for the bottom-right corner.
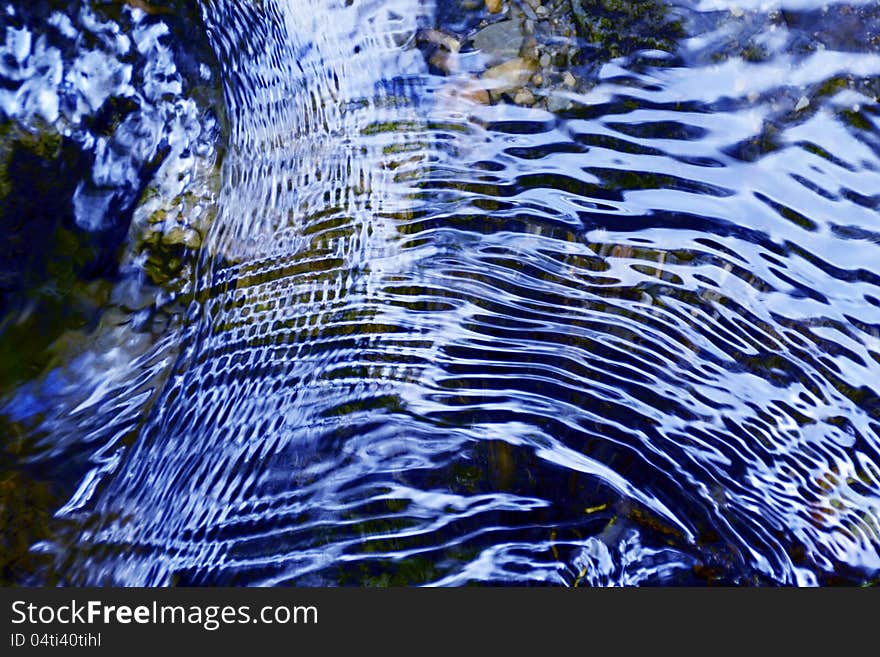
[{"x1": 5, "y1": 0, "x2": 880, "y2": 585}]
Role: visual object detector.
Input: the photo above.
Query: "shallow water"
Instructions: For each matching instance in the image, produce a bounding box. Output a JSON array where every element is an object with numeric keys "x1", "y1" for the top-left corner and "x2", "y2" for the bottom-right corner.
[{"x1": 2, "y1": 0, "x2": 880, "y2": 585}]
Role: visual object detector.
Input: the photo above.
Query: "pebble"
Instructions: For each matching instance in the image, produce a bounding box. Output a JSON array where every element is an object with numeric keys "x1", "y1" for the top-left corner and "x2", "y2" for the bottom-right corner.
[
  {"x1": 435, "y1": 0, "x2": 591, "y2": 112},
  {"x1": 462, "y1": 85, "x2": 491, "y2": 104},
  {"x1": 514, "y1": 88, "x2": 536, "y2": 105},
  {"x1": 485, "y1": 0, "x2": 503, "y2": 14},
  {"x1": 546, "y1": 93, "x2": 572, "y2": 112},
  {"x1": 482, "y1": 57, "x2": 537, "y2": 97},
  {"x1": 421, "y1": 29, "x2": 461, "y2": 54},
  {"x1": 473, "y1": 20, "x2": 525, "y2": 65},
  {"x1": 520, "y1": 4, "x2": 538, "y2": 20},
  {"x1": 795, "y1": 96, "x2": 810, "y2": 111}
]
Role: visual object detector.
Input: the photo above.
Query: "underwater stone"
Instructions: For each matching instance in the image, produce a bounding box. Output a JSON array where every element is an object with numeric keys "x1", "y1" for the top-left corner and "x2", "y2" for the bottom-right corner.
[{"x1": 473, "y1": 20, "x2": 525, "y2": 65}]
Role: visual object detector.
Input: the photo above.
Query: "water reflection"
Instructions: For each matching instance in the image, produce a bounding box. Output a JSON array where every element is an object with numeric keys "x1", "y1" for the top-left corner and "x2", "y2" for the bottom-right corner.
[{"x1": 1, "y1": 0, "x2": 879, "y2": 585}]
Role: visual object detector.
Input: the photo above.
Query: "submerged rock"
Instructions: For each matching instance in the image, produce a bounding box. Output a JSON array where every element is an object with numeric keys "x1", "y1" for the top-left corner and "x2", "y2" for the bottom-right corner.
[
  {"x1": 0, "y1": 1, "x2": 224, "y2": 360},
  {"x1": 423, "y1": 0, "x2": 688, "y2": 112},
  {"x1": 0, "y1": 2, "x2": 226, "y2": 584},
  {"x1": 472, "y1": 19, "x2": 525, "y2": 65},
  {"x1": 482, "y1": 56, "x2": 537, "y2": 99}
]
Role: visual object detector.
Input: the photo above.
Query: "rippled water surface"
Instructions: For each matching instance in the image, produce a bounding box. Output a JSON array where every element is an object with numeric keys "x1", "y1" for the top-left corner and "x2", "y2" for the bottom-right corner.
[{"x1": 2, "y1": 0, "x2": 880, "y2": 585}]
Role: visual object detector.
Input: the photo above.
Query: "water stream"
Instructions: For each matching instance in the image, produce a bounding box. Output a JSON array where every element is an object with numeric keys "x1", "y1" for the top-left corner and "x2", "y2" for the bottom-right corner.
[{"x1": 2, "y1": 0, "x2": 880, "y2": 585}]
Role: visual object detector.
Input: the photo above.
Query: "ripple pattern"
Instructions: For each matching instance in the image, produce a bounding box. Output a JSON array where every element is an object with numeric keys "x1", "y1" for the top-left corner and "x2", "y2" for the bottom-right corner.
[{"x1": 29, "y1": 0, "x2": 880, "y2": 585}]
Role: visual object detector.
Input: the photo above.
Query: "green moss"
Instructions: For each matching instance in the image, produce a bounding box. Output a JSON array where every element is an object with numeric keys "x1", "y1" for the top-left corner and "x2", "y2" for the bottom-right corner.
[
  {"x1": 740, "y1": 41, "x2": 769, "y2": 63},
  {"x1": 840, "y1": 108, "x2": 873, "y2": 131},
  {"x1": 572, "y1": 0, "x2": 685, "y2": 58}
]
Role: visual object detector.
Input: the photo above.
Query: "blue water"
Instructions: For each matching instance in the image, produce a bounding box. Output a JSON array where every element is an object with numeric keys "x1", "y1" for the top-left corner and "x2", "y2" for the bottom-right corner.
[{"x1": 2, "y1": 0, "x2": 880, "y2": 585}]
